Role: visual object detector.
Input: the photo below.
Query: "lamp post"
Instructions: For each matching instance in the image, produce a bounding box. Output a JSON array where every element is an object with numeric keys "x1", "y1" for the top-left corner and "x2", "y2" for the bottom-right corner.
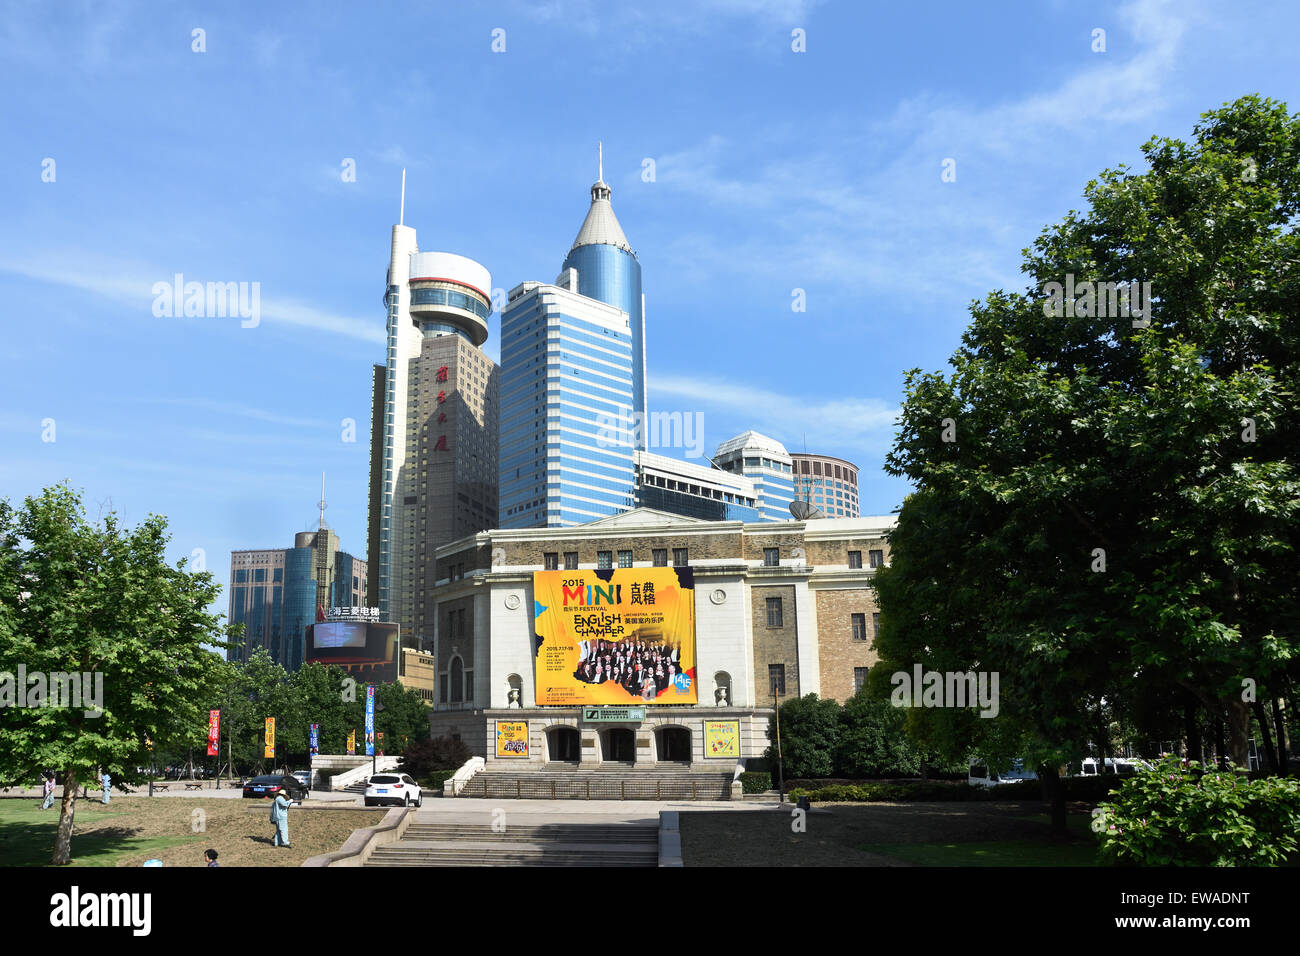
[
  {"x1": 772, "y1": 681, "x2": 785, "y2": 804},
  {"x1": 371, "y1": 698, "x2": 386, "y2": 778}
]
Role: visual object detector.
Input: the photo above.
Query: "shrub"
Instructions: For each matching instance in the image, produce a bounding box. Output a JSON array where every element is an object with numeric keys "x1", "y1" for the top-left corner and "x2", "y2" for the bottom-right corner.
[
  {"x1": 417, "y1": 769, "x2": 457, "y2": 793},
  {"x1": 1094, "y1": 756, "x2": 1300, "y2": 866},
  {"x1": 399, "y1": 736, "x2": 472, "y2": 779},
  {"x1": 739, "y1": 771, "x2": 771, "y2": 794},
  {"x1": 835, "y1": 694, "x2": 924, "y2": 777},
  {"x1": 765, "y1": 695, "x2": 841, "y2": 779}
]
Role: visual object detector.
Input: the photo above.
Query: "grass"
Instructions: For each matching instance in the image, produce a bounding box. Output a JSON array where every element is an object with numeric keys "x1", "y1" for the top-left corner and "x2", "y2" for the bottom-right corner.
[
  {"x1": 859, "y1": 839, "x2": 1099, "y2": 866},
  {"x1": 0, "y1": 798, "x2": 387, "y2": 867}
]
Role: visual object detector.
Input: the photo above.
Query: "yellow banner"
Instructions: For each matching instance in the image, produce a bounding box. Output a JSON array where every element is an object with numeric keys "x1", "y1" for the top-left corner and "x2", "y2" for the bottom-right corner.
[
  {"x1": 264, "y1": 717, "x2": 275, "y2": 759},
  {"x1": 347, "y1": 729, "x2": 356, "y2": 755},
  {"x1": 705, "y1": 720, "x2": 740, "y2": 759},
  {"x1": 496, "y1": 720, "x2": 529, "y2": 758},
  {"x1": 533, "y1": 568, "x2": 697, "y2": 705}
]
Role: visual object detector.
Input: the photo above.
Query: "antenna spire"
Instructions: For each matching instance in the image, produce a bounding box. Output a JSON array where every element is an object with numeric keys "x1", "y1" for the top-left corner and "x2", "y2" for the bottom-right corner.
[
  {"x1": 399, "y1": 168, "x2": 406, "y2": 225},
  {"x1": 598, "y1": 141, "x2": 603, "y2": 182},
  {"x1": 317, "y1": 472, "x2": 327, "y2": 529}
]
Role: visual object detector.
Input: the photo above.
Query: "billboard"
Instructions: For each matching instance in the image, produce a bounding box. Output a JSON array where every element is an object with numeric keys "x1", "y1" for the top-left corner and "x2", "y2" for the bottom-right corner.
[
  {"x1": 496, "y1": 720, "x2": 529, "y2": 757},
  {"x1": 306, "y1": 621, "x2": 400, "y2": 684},
  {"x1": 532, "y1": 568, "x2": 696, "y2": 705},
  {"x1": 264, "y1": 717, "x2": 275, "y2": 759},
  {"x1": 704, "y1": 720, "x2": 740, "y2": 759}
]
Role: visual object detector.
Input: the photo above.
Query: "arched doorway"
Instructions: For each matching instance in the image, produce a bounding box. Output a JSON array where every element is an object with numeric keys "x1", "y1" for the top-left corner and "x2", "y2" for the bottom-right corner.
[
  {"x1": 657, "y1": 726, "x2": 692, "y2": 762},
  {"x1": 547, "y1": 726, "x2": 580, "y2": 763},
  {"x1": 601, "y1": 728, "x2": 636, "y2": 763}
]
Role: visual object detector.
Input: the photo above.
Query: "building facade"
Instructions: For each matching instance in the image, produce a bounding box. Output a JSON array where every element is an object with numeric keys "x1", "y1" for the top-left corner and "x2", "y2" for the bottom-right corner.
[
  {"x1": 791, "y1": 452, "x2": 861, "y2": 518},
  {"x1": 366, "y1": 228, "x2": 500, "y2": 645},
  {"x1": 227, "y1": 526, "x2": 366, "y2": 670},
  {"x1": 713, "y1": 431, "x2": 796, "y2": 521},
  {"x1": 421, "y1": 508, "x2": 892, "y2": 766}
]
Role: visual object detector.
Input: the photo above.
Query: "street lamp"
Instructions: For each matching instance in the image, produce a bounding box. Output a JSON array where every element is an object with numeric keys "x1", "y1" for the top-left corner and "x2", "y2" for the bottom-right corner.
[{"x1": 371, "y1": 698, "x2": 386, "y2": 779}]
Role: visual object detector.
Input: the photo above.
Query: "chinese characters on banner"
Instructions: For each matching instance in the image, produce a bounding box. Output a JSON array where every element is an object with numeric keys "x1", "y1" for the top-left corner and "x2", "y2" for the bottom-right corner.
[
  {"x1": 206, "y1": 709, "x2": 220, "y2": 756},
  {"x1": 435, "y1": 366, "x2": 449, "y2": 450},
  {"x1": 347, "y1": 729, "x2": 356, "y2": 755},
  {"x1": 496, "y1": 720, "x2": 529, "y2": 757},
  {"x1": 264, "y1": 717, "x2": 275, "y2": 759},
  {"x1": 365, "y1": 686, "x2": 375, "y2": 756},
  {"x1": 705, "y1": 720, "x2": 740, "y2": 758},
  {"x1": 309, "y1": 723, "x2": 319, "y2": 756}
]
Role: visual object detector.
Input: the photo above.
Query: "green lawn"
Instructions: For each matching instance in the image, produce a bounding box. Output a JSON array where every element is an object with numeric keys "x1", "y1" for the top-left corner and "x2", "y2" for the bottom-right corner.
[
  {"x1": 860, "y1": 839, "x2": 1099, "y2": 866},
  {"x1": 0, "y1": 803, "x2": 198, "y2": 867}
]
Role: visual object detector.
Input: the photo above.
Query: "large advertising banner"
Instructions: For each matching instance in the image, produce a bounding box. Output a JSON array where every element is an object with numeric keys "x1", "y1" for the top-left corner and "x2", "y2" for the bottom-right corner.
[
  {"x1": 264, "y1": 717, "x2": 275, "y2": 759},
  {"x1": 365, "y1": 686, "x2": 375, "y2": 756},
  {"x1": 309, "y1": 723, "x2": 319, "y2": 756},
  {"x1": 704, "y1": 720, "x2": 740, "y2": 759},
  {"x1": 206, "y1": 709, "x2": 220, "y2": 756},
  {"x1": 533, "y1": 567, "x2": 697, "y2": 705},
  {"x1": 496, "y1": 720, "x2": 529, "y2": 758}
]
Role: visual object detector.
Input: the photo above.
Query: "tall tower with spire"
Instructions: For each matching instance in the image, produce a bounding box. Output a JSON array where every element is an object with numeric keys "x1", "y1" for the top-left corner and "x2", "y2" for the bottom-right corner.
[{"x1": 559, "y1": 144, "x2": 646, "y2": 440}]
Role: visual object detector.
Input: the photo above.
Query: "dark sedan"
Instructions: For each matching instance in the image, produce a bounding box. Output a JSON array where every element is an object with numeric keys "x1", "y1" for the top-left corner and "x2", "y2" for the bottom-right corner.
[{"x1": 241, "y1": 774, "x2": 307, "y2": 800}]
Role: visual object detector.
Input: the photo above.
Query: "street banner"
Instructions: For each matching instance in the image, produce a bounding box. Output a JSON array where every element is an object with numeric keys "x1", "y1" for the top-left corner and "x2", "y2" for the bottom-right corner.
[
  {"x1": 532, "y1": 567, "x2": 697, "y2": 705},
  {"x1": 496, "y1": 720, "x2": 529, "y2": 757},
  {"x1": 377, "y1": 731, "x2": 384, "y2": 757},
  {"x1": 206, "y1": 709, "x2": 220, "y2": 756},
  {"x1": 365, "y1": 686, "x2": 375, "y2": 756},
  {"x1": 705, "y1": 719, "x2": 740, "y2": 759},
  {"x1": 264, "y1": 717, "x2": 275, "y2": 759},
  {"x1": 309, "y1": 723, "x2": 319, "y2": 756},
  {"x1": 347, "y1": 729, "x2": 355, "y2": 755}
]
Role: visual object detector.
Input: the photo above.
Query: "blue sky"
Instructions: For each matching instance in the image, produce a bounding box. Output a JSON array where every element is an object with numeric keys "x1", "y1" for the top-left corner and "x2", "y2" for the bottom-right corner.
[{"x1": 2, "y1": 0, "x2": 1297, "y2": 611}]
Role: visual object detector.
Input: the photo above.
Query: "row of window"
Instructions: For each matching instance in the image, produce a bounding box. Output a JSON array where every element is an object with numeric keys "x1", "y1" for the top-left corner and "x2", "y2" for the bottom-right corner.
[
  {"x1": 847, "y1": 550, "x2": 885, "y2": 569},
  {"x1": 544, "y1": 547, "x2": 690, "y2": 570},
  {"x1": 767, "y1": 664, "x2": 872, "y2": 696}
]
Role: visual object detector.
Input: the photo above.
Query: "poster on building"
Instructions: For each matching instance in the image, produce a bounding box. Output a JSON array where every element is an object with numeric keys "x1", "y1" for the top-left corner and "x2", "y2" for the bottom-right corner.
[
  {"x1": 347, "y1": 729, "x2": 356, "y2": 755},
  {"x1": 264, "y1": 717, "x2": 275, "y2": 759},
  {"x1": 532, "y1": 568, "x2": 697, "y2": 705},
  {"x1": 365, "y1": 686, "x2": 375, "y2": 756},
  {"x1": 206, "y1": 709, "x2": 220, "y2": 756},
  {"x1": 496, "y1": 720, "x2": 529, "y2": 757},
  {"x1": 704, "y1": 720, "x2": 740, "y2": 759},
  {"x1": 309, "y1": 723, "x2": 319, "y2": 756}
]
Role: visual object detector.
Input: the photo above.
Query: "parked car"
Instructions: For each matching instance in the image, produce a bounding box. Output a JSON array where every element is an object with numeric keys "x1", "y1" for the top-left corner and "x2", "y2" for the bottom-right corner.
[
  {"x1": 968, "y1": 758, "x2": 1039, "y2": 788},
  {"x1": 364, "y1": 773, "x2": 422, "y2": 807},
  {"x1": 242, "y1": 774, "x2": 308, "y2": 801},
  {"x1": 290, "y1": 770, "x2": 312, "y2": 790},
  {"x1": 1077, "y1": 757, "x2": 1151, "y2": 776}
]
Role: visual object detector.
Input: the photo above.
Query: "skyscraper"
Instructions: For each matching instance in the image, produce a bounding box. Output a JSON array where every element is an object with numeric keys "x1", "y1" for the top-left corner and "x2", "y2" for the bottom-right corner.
[
  {"x1": 366, "y1": 186, "x2": 499, "y2": 641},
  {"x1": 713, "y1": 431, "x2": 796, "y2": 521},
  {"x1": 559, "y1": 145, "x2": 646, "y2": 440},
  {"x1": 499, "y1": 275, "x2": 636, "y2": 527}
]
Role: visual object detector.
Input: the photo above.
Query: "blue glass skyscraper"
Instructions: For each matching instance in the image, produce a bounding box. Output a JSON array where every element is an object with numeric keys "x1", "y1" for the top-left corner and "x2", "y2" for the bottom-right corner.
[{"x1": 559, "y1": 148, "x2": 646, "y2": 437}]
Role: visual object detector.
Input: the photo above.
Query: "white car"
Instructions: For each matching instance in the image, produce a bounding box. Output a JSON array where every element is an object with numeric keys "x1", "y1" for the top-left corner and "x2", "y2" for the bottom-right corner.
[
  {"x1": 364, "y1": 772, "x2": 422, "y2": 807},
  {"x1": 968, "y1": 759, "x2": 1039, "y2": 787},
  {"x1": 290, "y1": 770, "x2": 312, "y2": 790}
]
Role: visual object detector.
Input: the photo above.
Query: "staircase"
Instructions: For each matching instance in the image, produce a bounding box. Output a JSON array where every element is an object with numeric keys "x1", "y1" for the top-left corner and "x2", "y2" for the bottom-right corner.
[
  {"x1": 455, "y1": 765, "x2": 733, "y2": 800},
  {"x1": 365, "y1": 821, "x2": 659, "y2": 867}
]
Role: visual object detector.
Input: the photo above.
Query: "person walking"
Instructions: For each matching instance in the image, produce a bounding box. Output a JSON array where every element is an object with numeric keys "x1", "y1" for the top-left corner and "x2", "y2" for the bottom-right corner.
[
  {"x1": 101, "y1": 771, "x2": 111, "y2": 805},
  {"x1": 40, "y1": 771, "x2": 56, "y2": 810},
  {"x1": 269, "y1": 788, "x2": 292, "y2": 847},
  {"x1": 204, "y1": 849, "x2": 219, "y2": 867}
]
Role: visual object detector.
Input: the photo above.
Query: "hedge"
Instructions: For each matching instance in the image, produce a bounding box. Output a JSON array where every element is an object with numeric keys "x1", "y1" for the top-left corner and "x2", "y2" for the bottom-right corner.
[{"x1": 739, "y1": 771, "x2": 772, "y2": 794}]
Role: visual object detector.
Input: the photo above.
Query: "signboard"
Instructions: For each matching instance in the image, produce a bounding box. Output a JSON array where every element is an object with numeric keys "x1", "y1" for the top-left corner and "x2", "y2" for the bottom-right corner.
[
  {"x1": 704, "y1": 720, "x2": 740, "y2": 759},
  {"x1": 347, "y1": 729, "x2": 356, "y2": 755},
  {"x1": 532, "y1": 568, "x2": 697, "y2": 705},
  {"x1": 206, "y1": 709, "x2": 220, "y2": 756},
  {"x1": 364, "y1": 686, "x2": 376, "y2": 756},
  {"x1": 326, "y1": 605, "x2": 382, "y2": 621},
  {"x1": 264, "y1": 717, "x2": 275, "y2": 759},
  {"x1": 495, "y1": 720, "x2": 529, "y2": 757},
  {"x1": 581, "y1": 707, "x2": 646, "y2": 722},
  {"x1": 309, "y1": 723, "x2": 319, "y2": 756}
]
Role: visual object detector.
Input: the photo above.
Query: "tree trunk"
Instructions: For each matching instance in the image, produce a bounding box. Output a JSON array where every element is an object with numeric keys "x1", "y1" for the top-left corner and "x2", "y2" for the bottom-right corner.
[
  {"x1": 1039, "y1": 763, "x2": 1067, "y2": 835},
  {"x1": 1252, "y1": 701, "x2": 1277, "y2": 772},
  {"x1": 1215, "y1": 718, "x2": 1228, "y2": 770},
  {"x1": 1225, "y1": 699, "x2": 1251, "y2": 771},
  {"x1": 1272, "y1": 697, "x2": 1289, "y2": 774},
  {"x1": 53, "y1": 767, "x2": 78, "y2": 865}
]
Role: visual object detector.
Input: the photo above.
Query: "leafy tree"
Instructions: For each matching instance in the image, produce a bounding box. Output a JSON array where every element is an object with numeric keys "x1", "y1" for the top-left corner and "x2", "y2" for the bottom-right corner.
[
  {"x1": 835, "y1": 692, "x2": 922, "y2": 778},
  {"x1": 0, "y1": 485, "x2": 229, "y2": 864},
  {"x1": 874, "y1": 96, "x2": 1300, "y2": 832},
  {"x1": 765, "y1": 694, "x2": 841, "y2": 779}
]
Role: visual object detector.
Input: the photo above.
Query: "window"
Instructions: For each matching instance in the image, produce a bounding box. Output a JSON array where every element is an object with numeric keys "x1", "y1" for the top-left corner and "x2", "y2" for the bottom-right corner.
[
  {"x1": 273, "y1": 568, "x2": 283, "y2": 583},
  {"x1": 618, "y1": 550, "x2": 633, "y2": 568},
  {"x1": 768, "y1": 664, "x2": 786, "y2": 696},
  {"x1": 869, "y1": 549, "x2": 884, "y2": 568},
  {"x1": 450, "y1": 657, "x2": 464, "y2": 702},
  {"x1": 873, "y1": 612, "x2": 881, "y2": 635},
  {"x1": 766, "y1": 597, "x2": 783, "y2": 627},
  {"x1": 439, "y1": 674, "x2": 449, "y2": 703},
  {"x1": 854, "y1": 667, "x2": 869, "y2": 693},
  {"x1": 672, "y1": 547, "x2": 688, "y2": 567},
  {"x1": 597, "y1": 550, "x2": 613, "y2": 569},
  {"x1": 544, "y1": 552, "x2": 559, "y2": 570},
  {"x1": 652, "y1": 548, "x2": 667, "y2": 567},
  {"x1": 764, "y1": 547, "x2": 779, "y2": 567},
  {"x1": 851, "y1": 613, "x2": 867, "y2": 641},
  {"x1": 848, "y1": 551, "x2": 862, "y2": 569},
  {"x1": 564, "y1": 551, "x2": 578, "y2": 570}
]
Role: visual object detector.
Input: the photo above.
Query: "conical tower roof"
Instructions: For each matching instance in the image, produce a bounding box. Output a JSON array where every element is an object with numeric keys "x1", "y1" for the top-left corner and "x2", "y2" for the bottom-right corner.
[{"x1": 568, "y1": 143, "x2": 636, "y2": 256}]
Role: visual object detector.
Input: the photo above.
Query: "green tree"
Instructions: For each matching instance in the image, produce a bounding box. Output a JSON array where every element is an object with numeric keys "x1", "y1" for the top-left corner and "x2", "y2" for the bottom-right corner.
[
  {"x1": 875, "y1": 96, "x2": 1300, "y2": 831},
  {"x1": 765, "y1": 694, "x2": 841, "y2": 779},
  {"x1": 835, "y1": 692, "x2": 922, "y2": 778},
  {"x1": 0, "y1": 485, "x2": 230, "y2": 864}
]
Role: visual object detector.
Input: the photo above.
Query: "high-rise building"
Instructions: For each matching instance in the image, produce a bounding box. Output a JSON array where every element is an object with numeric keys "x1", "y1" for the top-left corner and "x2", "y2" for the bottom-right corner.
[
  {"x1": 713, "y1": 431, "x2": 796, "y2": 520},
  {"x1": 366, "y1": 201, "x2": 499, "y2": 643},
  {"x1": 227, "y1": 514, "x2": 366, "y2": 671},
  {"x1": 558, "y1": 146, "x2": 646, "y2": 442},
  {"x1": 634, "y1": 449, "x2": 764, "y2": 521},
  {"x1": 499, "y1": 277, "x2": 636, "y2": 527},
  {"x1": 791, "y1": 453, "x2": 861, "y2": 518}
]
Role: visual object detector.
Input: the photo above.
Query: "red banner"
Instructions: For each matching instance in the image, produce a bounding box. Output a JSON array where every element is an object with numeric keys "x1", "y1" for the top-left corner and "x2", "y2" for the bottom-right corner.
[{"x1": 206, "y1": 709, "x2": 220, "y2": 756}]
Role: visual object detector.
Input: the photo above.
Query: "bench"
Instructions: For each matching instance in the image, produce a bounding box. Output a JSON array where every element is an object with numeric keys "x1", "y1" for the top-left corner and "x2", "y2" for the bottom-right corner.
[
  {"x1": 184, "y1": 782, "x2": 203, "y2": 791},
  {"x1": 153, "y1": 784, "x2": 169, "y2": 792}
]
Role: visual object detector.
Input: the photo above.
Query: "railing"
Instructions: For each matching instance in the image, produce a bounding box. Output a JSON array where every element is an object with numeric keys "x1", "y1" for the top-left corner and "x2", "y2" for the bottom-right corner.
[
  {"x1": 457, "y1": 776, "x2": 732, "y2": 800},
  {"x1": 443, "y1": 756, "x2": 486, "y2": 796},
  {"x1": 329, "y1": 757, "x2": 400, "y2": 792}
]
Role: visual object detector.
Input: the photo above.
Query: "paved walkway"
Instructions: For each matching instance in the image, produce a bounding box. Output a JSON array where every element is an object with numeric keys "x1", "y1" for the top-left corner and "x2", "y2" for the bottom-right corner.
[{"x1": 411, "y1": 796, "x2": 782, "y2": 825}]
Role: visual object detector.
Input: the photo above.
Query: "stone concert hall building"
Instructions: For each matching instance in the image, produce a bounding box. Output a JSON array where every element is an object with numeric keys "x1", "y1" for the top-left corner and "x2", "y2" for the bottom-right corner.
[{"x1": 424, "y1": 508, "x2": 893, "y2": 767}]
